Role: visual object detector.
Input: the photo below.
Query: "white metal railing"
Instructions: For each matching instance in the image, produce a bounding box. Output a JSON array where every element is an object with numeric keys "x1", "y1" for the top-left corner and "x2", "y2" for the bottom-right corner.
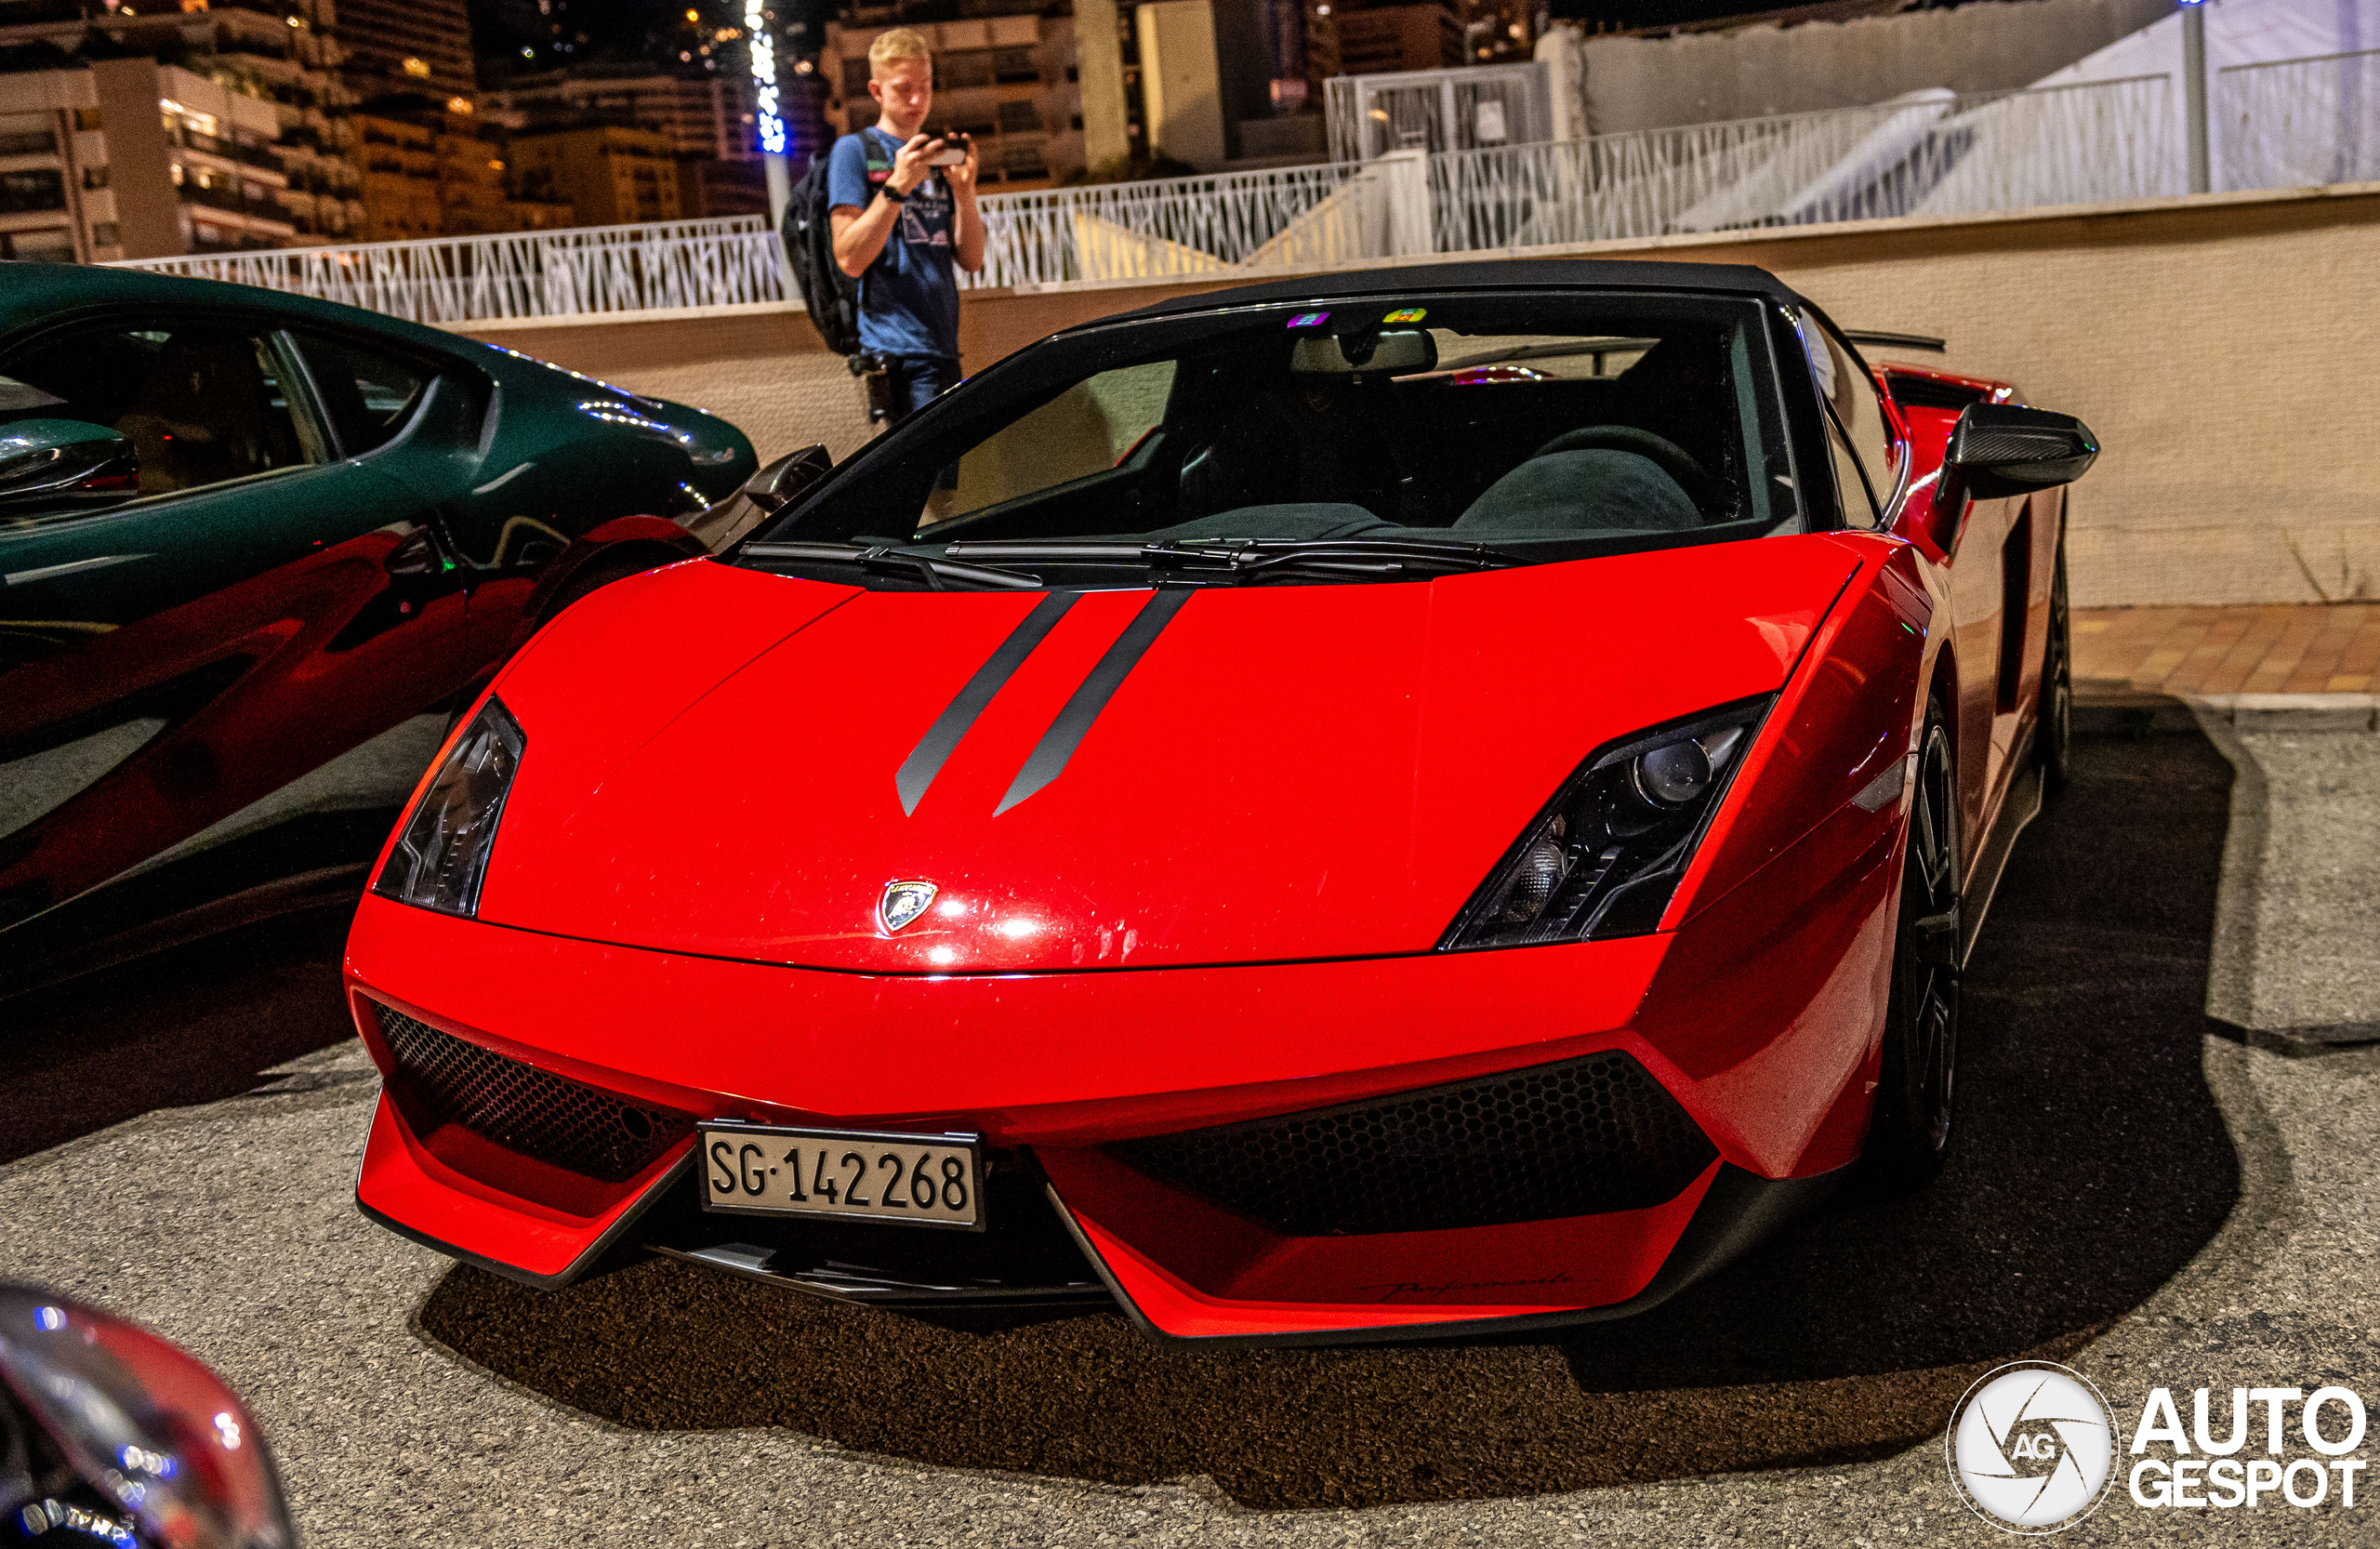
[
  {"x1": 972, "y1": 160, "x2": 1365, "y2": 288},
  {"x1": 1428, "y1": 74, "x2": 2177, "y2": 251},
  {"x1": 112, "y1": 72, "x2": 2209, "y2": 322},
  {"x1": 2219, "y1": 48, "x2": 2380, "y2": 192},
  {"x1": 973, "y1": 73, "x2": 2176, "y2": 287},
  {"x1": 115, "y1": 215, "x2": 792, "y2": 324}
]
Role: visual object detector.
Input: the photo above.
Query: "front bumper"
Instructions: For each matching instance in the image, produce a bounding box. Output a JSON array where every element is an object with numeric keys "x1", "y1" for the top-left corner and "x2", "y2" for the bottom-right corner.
[{"x1": 348, "y1": 800, "x2": 1896, "y2": 1342}]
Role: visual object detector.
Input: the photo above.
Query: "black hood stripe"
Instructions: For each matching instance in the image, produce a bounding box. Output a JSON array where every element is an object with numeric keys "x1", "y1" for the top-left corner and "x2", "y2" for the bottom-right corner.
[
  {"x1": 997, "y1": 588, "x2": 1193, "y2": 815},
  {"x1": 894, "y1": 590, "x2": 1078, "y2": 815}
]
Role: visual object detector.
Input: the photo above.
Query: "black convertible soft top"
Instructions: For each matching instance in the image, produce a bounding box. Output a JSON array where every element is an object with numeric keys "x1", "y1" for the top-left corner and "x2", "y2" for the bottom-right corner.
[{"x1": 1072, "y1": 258, "x2": 1809, "y2": 333}]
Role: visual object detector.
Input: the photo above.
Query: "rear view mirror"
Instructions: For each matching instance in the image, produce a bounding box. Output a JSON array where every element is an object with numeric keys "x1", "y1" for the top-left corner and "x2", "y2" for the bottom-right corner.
[
  {"x1": 0, "y1": 417, "x2": 139, "y2": 515},
  {"x1": 1290, "y1": 329, "x2": 1437, "y2": 377},
  {"x1": 1945, "y1": 404, "x2": 2097, "y2": 498}
]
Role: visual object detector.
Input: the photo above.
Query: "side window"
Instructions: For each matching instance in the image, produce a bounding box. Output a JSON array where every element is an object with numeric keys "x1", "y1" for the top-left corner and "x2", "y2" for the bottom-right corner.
[
  {"x1": 1792, "y1": 311, "x2": 1898, "y2": 526},
  {"x1": 1825, "y1": 332, "x2": 1902, "y2": 509},
  {"x1": 0, "y1": 324, "x2": 323, "y2": 509},
  {"x1": 287, "y1": 333, "x2": 430, "y2": 457},
  {"x1": 927, "y1": 359, "x2": 1176, "y2": 529}
]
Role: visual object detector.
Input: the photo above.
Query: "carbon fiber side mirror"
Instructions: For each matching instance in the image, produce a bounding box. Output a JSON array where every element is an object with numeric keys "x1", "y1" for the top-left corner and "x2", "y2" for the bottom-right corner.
[{"x1": 1946, "y1": 404, "x2": 2098, "y2": 498}]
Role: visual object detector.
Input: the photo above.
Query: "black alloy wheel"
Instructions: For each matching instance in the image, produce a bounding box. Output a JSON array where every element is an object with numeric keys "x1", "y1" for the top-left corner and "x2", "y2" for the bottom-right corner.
[
  {"x1": 1866, "y1": 707, "x2": 1961, "y2": 1189},
  {"x1": 2040, "y1": 527, "x2": 2073, "y2": 793}
]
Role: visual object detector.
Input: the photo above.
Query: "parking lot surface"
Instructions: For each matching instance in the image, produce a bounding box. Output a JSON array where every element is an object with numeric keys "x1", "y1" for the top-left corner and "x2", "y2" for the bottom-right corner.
[{"x1": 3, "y1": 725, "x2": 2374, "y2": 1546}]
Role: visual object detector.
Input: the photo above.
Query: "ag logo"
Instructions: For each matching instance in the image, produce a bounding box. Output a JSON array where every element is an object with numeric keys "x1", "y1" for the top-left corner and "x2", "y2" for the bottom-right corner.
[
  {"x1": 878, "y1": 880, "x2": 938, "y2": 935},
  {"x1": 1946, "y1": 1361, "x2": 2119, "y2": 1533}
]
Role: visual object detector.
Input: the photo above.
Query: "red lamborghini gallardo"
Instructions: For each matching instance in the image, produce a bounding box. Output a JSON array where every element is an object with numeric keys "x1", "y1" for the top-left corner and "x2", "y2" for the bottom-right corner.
[{"x1": 344, "y1": 260, "x2": 2096, "y2": 1344}]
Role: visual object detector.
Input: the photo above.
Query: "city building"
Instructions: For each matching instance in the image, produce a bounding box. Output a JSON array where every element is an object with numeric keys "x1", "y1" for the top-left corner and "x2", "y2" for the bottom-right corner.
[
  {"x1": 1305, "y1": 2, "x2": 1458, "y2": 83},
  {"x1": 508, "y1": 120, "x2": 682, "y2": 224},
  {"x1": 353, "y1": 99, "x2": 575, "y2": 238},
  {"x1": 0, "y1": 0, "x2": 365, "y2": 244},
  {"x1": 820, "y1": 13, "x2": 1082, "y2": 187},
  {"x1": 336, "y1": 0, "x2": 477, "y2": 102},
  {"x1": 149, "y1": 60, "x2": 298, "y2": 249},
  {"x1": 1074, "y1": 0, "x2": 1312, "y2": 173},
  {"x1": 0, "y1": 54, "x2": 321, "y2": 258},
  {"x1": 483, "y1": 66, "x2": 758, "y2": 160},
  {"x1": 0, "y1": 58, "x2": 118, "y2": 262},
  {"x1": 483, "y1": 65, "x2": 769, "y2": 218}
]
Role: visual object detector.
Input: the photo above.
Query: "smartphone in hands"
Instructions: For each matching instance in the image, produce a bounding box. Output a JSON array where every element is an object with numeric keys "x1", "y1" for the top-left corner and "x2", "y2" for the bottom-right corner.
[{"x1": 929, "y1": 133, "x2": 969, "y2": 167}]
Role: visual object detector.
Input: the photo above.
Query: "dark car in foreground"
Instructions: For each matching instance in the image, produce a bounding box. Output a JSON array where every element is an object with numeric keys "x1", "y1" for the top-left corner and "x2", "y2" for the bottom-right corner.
[
  {"x1": 0, "y1": 264, "x2": 755, "y2": 992},
  {"x1": 345, "y1": 258, "x2": 2094, "y2": 1344},
  {"x1": 0, "y1": 1284, "x2": 295, "y2": 1548}
]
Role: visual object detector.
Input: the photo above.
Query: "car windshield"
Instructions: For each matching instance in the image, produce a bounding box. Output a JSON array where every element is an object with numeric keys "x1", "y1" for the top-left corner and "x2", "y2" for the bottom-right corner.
[{"x1": 747, "y1": 290, "x2": 1802, "y2": 588}]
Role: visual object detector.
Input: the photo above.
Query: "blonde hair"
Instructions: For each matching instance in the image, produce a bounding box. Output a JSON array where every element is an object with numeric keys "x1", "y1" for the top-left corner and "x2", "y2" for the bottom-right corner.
[{"x1": 867, "y1": 28, "x2": 931, "y2": 75}]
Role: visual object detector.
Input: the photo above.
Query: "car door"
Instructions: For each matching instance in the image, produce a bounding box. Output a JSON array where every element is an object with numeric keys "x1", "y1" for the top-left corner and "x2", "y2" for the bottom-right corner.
[{"x1": 0, "y1": 315, "x2": 466, "y2": 944}]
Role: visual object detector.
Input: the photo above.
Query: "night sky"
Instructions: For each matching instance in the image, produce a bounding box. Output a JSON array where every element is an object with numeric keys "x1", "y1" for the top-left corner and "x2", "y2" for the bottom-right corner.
[{"x1": 467, "y1": 0, "x2": 837, "y2": 76}]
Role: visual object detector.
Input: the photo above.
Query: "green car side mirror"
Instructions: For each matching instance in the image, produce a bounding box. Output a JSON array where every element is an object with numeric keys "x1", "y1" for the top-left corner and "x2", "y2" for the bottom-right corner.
[{"x1": 0, "y1": 417, "x2": 139, "y2": 515}]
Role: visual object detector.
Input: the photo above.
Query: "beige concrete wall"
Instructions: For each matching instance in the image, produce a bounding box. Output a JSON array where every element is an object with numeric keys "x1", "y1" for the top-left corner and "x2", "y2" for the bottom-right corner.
[
  {"x1": 455, "y1": 181, "x2": 2380, "y2": 609},
  {"x1": 1575, "y1": 0, "x2": 2172, "y2": 134}
]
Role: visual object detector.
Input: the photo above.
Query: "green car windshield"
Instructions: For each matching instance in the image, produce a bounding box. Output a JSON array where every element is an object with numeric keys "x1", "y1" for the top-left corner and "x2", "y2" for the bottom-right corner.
[{"x1": 759, "y1": 291, "x2": 1804, "y2": 577}]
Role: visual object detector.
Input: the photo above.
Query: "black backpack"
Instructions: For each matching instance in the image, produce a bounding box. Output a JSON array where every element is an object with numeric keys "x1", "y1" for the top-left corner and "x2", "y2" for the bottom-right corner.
[{"x1": 783, "y1": 146, "x2": 863, "y2": 356}]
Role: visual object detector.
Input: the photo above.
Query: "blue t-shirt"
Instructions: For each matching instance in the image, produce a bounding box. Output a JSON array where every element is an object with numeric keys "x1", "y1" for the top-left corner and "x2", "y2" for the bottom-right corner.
[{"x1": 826, "y1": 126, "x2": 959, "y2": 361}]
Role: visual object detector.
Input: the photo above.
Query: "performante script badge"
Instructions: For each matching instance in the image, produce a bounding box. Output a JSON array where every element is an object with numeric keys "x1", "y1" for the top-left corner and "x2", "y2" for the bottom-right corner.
[{"x1": 878, "y1": 880, "x2": 938, "y2": 935}]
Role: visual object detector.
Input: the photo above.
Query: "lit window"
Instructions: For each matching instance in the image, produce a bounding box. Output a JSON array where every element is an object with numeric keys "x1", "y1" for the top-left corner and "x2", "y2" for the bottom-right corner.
[{"x1": 403, "y1": 57, "x2": 430, "y2": 76}]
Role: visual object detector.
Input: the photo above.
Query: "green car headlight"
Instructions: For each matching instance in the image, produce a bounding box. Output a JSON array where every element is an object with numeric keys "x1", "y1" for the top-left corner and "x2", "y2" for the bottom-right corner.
[{"x1": 374, "y1": 696, "x2": 525, "y2": 917}]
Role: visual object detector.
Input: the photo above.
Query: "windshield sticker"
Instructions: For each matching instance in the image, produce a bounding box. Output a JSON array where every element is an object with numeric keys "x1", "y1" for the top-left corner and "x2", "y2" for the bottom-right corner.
[
  {"x1": 1287, "y1": 311, "x2": 1329, "y2": 328},
  {"x1": 1382, "y1": 308, "x2": 1426, "y2": 324}
]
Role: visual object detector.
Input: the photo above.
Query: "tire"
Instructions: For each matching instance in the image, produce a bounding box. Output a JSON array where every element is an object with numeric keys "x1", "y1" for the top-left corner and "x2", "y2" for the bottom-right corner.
[
  {"x1": 2039, "y1": 528, "x2": 2072, "y2": 794},
  {"x1": 1865, "y1": 703, "x2": 1962, "y2": 1191}
]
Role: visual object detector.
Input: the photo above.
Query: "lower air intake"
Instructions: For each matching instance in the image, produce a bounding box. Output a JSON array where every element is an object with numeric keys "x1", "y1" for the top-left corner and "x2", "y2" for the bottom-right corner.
[
  {"x1": 1114, "y1": 1052, "x2": 1715, "y2": 1237},
  {"x1": 371, "y1": 1000, "x2": 691, "y2": 1183}
]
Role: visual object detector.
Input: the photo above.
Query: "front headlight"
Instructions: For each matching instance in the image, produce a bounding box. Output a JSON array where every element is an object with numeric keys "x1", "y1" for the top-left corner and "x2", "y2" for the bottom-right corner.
[
  {"x1": 373, "y1": 696, "x2": 525, "y2": 917},
  {"x1": 1440, "y1": 696, "x2": 1772, "y2": 950}
]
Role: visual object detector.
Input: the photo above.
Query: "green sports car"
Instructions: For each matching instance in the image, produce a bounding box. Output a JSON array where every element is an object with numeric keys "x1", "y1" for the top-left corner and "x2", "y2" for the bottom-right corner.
[{"x1": 0, "y1": 262, "x2": 758, "y2": 992}]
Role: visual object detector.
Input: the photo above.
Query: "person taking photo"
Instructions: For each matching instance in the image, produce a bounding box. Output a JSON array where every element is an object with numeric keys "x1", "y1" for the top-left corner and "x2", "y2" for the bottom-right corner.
[{"x1": 827, "y1": 28, "x2": 985, "y2": 426}]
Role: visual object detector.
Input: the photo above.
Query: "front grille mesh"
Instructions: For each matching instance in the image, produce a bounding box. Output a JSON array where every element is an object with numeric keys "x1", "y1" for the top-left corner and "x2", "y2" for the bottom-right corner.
[
  {"x1": 1114, "y1": 1052, "x2": 1714, "y2": 1237},
  {"x1": 372, "y1": 1001, "x2": 691, "y2": 1183}
]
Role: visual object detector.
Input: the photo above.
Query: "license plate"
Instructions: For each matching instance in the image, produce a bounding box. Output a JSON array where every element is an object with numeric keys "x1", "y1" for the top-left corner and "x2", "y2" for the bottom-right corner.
[{"x1": 697, "y1": 1122, "x2": 985, "y2": 1230}]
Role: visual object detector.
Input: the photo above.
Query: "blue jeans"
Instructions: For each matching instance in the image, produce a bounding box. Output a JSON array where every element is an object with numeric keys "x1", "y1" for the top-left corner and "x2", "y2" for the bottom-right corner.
[{"x1": 883, "y1": 353, "x2": 960, "y2": 424}]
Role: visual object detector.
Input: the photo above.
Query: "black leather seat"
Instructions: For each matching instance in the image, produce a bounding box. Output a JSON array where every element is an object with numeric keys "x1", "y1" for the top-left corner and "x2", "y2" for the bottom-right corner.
[{"x1": 1454, "y1": 427, "x2": 1703, "y2": 536}]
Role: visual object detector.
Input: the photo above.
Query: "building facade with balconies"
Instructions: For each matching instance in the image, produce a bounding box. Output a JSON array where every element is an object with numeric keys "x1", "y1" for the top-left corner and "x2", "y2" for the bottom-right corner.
[
  {"x1": 507, "y1": 120, "x2": 682, "y2": 225},
  {"x1": 0, "y1": 60, "x2": 118, "y2": 261},
  {"x1": 0, "y1": 0, "x2": 366, "y2": 244},
  {"x1": 354, "y1": 101, "x2": 575, "y2": 238}
]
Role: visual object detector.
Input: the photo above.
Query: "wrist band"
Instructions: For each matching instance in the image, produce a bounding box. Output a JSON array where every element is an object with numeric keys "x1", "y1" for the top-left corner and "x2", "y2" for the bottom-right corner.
[{"x1": 880, "y1": 184, "x2": 907, "y2": 205}]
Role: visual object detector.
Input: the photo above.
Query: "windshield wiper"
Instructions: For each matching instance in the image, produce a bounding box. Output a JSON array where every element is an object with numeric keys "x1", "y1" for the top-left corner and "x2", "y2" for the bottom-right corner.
[
  {"x1": 742, "y1": 541, "x2": 1043, "y2": 590},
  {"x1": 938, "y1": 537, "x2": 1524, "y2": 584}
]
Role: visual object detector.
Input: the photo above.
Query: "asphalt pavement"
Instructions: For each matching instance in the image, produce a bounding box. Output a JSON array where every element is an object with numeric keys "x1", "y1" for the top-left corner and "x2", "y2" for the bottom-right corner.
[{"x1": 2, "y1": 722, "x2": 2374, "y2": 1547}]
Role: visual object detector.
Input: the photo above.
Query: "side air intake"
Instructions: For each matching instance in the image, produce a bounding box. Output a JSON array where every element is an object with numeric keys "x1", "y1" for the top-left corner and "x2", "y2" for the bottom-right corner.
[
  {"x1": 370, "y1": 1000, "x2": 690, "y2": 1183},
  {"x1": 1114, "y1": 1052, "x2": 1715, "y2": 1237}
]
